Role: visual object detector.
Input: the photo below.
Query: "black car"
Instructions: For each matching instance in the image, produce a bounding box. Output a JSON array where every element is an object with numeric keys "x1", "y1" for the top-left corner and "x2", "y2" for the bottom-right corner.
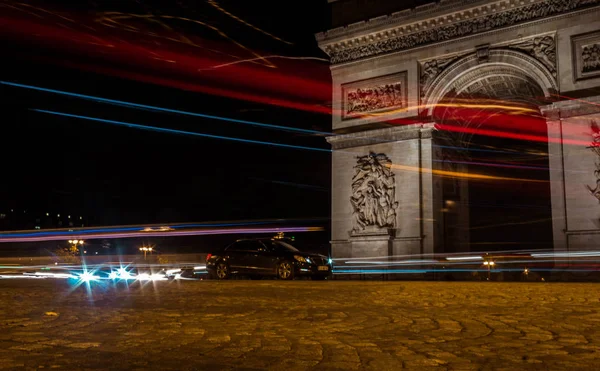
[{"x1": 206, "y1": 238, "x2": 332, "y2": 280}]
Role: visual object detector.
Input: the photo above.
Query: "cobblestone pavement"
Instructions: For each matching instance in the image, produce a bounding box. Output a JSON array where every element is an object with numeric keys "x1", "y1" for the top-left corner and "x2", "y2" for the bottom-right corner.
[{"x1": 0, "y1": 280, "x2": 599, "y2": 370}]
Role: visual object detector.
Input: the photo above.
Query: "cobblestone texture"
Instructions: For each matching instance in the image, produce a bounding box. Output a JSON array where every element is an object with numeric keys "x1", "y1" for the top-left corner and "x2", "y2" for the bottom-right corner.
[{"x1": 0, "y1": 280, "x2": 599, "y2": 370}]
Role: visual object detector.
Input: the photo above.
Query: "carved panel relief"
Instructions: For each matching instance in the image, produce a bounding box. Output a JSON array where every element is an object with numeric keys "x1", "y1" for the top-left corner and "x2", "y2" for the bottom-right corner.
[
  {"x1": 572, "y1": 31, "x2": 600, "y2": 81},
  {"x1": 350, "y1": 152, "x2": 398, "y2": 233},
  {"x1": 342, "y1": 72, "x2": 407, "y2": 120},
  {"x1": 585, "y1": 120, "x2": 600, "y2": 203},
  {"x1": 583, "y1": 44, "x2": 600, "y2": 72}
]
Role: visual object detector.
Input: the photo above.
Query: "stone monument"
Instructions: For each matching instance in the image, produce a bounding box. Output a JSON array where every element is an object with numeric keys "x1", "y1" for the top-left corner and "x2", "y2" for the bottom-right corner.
[{"x1": 316, "y1": 0, "x2": 600, "y2": 259}]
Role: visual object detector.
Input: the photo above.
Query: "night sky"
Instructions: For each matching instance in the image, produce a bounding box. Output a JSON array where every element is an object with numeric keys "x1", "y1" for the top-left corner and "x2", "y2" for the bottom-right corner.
[{"x1": 1, "y1": 0, "x2": 332, "y2": 230}]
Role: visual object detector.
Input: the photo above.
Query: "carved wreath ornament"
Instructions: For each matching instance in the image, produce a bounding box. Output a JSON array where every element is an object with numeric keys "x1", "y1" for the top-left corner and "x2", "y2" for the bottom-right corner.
[{"x1": 350, "y1": 152, "x2": 399, "y2": 233}]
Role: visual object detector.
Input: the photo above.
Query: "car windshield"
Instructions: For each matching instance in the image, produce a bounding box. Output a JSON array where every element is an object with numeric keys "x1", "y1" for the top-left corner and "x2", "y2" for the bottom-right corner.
[{"x1": 273, "y1": 240, "x2": 299, "y2": 252}]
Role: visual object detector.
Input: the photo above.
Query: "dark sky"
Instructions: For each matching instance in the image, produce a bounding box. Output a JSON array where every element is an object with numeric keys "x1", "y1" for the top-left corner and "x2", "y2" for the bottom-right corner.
[{"x1": 1, "y1": 0, "x2": 333, "y2": 228}]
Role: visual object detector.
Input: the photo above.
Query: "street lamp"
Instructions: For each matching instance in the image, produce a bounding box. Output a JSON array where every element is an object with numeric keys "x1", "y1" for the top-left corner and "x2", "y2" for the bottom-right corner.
[
  {"x1": 483, "y1": 260, "x2": 495, "y2": 280},
  {"x1": 67, "y1": 240, "x2": 84, "y2": 255},
  {"x1": 139, "y1": 246, "x2": 153, "y2": 259}
]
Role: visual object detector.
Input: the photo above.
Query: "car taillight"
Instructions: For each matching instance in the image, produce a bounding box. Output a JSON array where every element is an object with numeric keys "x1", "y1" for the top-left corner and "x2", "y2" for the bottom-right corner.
[{"x1": 206, "y1": 253, "x2": 212, "y2": 262}]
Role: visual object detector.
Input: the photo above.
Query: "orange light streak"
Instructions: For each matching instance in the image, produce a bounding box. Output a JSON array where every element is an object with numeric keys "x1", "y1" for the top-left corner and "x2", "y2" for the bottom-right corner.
[{"x1": 385, "y1": 164, "x2": 547, "y2": 183}]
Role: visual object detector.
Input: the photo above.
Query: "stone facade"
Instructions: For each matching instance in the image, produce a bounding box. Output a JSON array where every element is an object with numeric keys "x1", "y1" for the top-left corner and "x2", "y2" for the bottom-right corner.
[{"x1": 318, "y1": 0, "x2": 600, "y2": 258}]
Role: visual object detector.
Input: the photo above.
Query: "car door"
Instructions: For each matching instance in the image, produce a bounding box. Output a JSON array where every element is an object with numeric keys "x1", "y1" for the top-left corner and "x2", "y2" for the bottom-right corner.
[
  {"x1": 225, "y1": 241, "x2": 259, "y2": 273},
  {"x1": 252, "y1": 241, "x2": 280, "y2": 274},
  {"x1": 237, "y1": 240, "x2": 270, "y2": 273},
  {"x1": 254, "y1": 240, "x2": 287, "y2": 274}
]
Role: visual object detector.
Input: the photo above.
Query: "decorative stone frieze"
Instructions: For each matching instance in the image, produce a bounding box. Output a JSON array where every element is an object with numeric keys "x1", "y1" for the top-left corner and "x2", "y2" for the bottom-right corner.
[{"x1": 317, "y1": 0, "x2": 600, "y2": 65}]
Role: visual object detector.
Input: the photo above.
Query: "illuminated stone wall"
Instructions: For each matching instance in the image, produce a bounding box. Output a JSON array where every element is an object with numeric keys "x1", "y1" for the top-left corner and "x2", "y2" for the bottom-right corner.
[{"x1": 318, "y1": 0, "x2": 600, "y2": 257}]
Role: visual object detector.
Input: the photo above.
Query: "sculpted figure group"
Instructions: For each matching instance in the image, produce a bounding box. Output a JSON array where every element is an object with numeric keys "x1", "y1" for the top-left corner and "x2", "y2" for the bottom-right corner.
[
  {"x1": 350, "y1": 152, "x2": 399, "y2": 233},
  {"x1": 346, "y1": 83, "x2": 403, "y2": 115}
]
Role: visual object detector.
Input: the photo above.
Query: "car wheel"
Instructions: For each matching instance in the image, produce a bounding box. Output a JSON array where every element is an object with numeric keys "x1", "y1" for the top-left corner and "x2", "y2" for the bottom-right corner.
[
  {"x1": 215, "y1": 262, "x2": 230, "y2": 280},
  {"x1": 277, "y1": 260, "x2": 294, "y2": 280}
]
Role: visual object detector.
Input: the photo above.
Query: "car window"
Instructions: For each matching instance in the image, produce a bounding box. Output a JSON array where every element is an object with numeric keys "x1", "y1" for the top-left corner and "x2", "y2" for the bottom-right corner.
[
  {"x1": 265, "y1": 240, "x2": 299, "y2": 252},
  {"x1": 226, "y1": 240, "x2": 262, "y2": 252}
]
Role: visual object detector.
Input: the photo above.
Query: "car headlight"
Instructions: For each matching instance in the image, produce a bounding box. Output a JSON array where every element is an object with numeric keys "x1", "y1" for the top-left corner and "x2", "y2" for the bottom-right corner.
[
  {"x1": 328, "y1": 258, "x2": 333, "y2": 265},
  {"x1": 294, "y1": 255, "x2": 310, "y2": 263}
]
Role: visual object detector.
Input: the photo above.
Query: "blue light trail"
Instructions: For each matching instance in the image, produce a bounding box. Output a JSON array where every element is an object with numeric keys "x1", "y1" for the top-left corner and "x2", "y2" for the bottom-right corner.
[
  {"x1": 0, "y1": 81, "x2": 330, "y2": 136},
  {"x1": 31, "y1": 109, "x2": 332, "y2": 153},
  {"x1": 2, "y1": 81, "x2": 557, "y2": 157}
]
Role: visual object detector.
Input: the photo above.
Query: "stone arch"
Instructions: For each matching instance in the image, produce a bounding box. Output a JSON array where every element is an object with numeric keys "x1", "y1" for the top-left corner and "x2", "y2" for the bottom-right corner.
[
  {"x1": 422, "y1": 49, "x2": 558, "y2": 117},
  {"x1": 424, "y1": 48, "x2": 555, "y2": 255}
]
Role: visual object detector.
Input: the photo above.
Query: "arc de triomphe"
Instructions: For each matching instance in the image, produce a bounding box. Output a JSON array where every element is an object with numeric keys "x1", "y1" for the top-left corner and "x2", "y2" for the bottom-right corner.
[{"x1": 316, "y1": 0, "x2": 600, "y2": 259}]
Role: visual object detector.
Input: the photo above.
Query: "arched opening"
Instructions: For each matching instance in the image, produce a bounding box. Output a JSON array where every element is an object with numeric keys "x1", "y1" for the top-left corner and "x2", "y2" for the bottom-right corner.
[{"x1": 430, "y1": 64, "x2": 554, "y2": 253}]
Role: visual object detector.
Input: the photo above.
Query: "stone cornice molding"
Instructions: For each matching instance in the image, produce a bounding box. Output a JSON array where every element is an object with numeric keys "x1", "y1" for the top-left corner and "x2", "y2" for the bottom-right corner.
[
  {"x1": 317, "y1": 0, "x2": 486, "y2": 43},
  {"x1": 541, "y1": 95, "x2": 600, "y2": 119},
  {"x1": 326, "y1": 123, "x2": 434, "y2": 149},
  {"x1": 316, "y1": 0, "x2": 600, "y2": 65}
]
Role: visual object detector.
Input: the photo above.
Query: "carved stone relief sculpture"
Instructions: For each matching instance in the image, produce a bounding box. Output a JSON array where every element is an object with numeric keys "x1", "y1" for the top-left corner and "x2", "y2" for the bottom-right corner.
[
  {"x1": 342, "y1": 72, "x2": 407, "y2": 119},
  {"x1": 420, "y1": 55, "x2": 462, "y2": 98},
  {"x1": 509, "y1": 35, "x2": 557, "y2": 76},
  {"x1": 582, "y1": 43, "x2": 600, "y2": 73},
  {"x1": 350, "y1": 152, "x2": 399, "y2": 233},
  {"x1": 585, "y1": 120, "x2": 600, "y2": 203},
  {"x1": 346, "y1": 82, "x2": 403, "y2": 115},
  {"x1": 571, "y1": 31, "x2": 600, "y2": 81}
]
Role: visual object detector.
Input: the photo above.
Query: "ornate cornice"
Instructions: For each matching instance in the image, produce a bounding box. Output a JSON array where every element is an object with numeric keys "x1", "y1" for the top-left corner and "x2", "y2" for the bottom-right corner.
[
  {"x1": 326, "y1": 124, "x2": 434, "y2": 149},
  {"x1": 541, "y1": 95, "x2": 600, "y2": 118},
  {"x1": 317, "y1": 0, "x2": 600, "y2": 65}
]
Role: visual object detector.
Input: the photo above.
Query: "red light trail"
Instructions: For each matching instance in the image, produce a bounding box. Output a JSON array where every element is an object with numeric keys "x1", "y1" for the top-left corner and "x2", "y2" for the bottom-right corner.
[
  {"x1": 2, "y1": 0, "x2": 599, "y2": 148},
  {"x1": 0, "y1": 2, "x2": 333, "y2": 113}
]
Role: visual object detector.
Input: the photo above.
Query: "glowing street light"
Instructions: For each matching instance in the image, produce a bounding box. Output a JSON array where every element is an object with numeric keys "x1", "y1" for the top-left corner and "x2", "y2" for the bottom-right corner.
[
  {"x1": 483, "y1": 259, "x2": 495, "y2": 280},
  {"x1": 139, "y1": 246, "x2": 153, "y2": 259}
]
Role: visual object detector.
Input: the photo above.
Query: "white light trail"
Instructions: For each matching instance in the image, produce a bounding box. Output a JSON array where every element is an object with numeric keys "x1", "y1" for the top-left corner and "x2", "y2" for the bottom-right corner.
[
  {"x1": 532, "y1": 251, "x2": 600, "y2": 258},
  {"x1": 445, "y1": 256, "x2": 484, "y2": 261},
  {"x1": 32, "y1": 272, "x2": 77, "y2": 279},
  {"x1": 343, "y1": 260, "x2": 438, "y2": 265}
]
